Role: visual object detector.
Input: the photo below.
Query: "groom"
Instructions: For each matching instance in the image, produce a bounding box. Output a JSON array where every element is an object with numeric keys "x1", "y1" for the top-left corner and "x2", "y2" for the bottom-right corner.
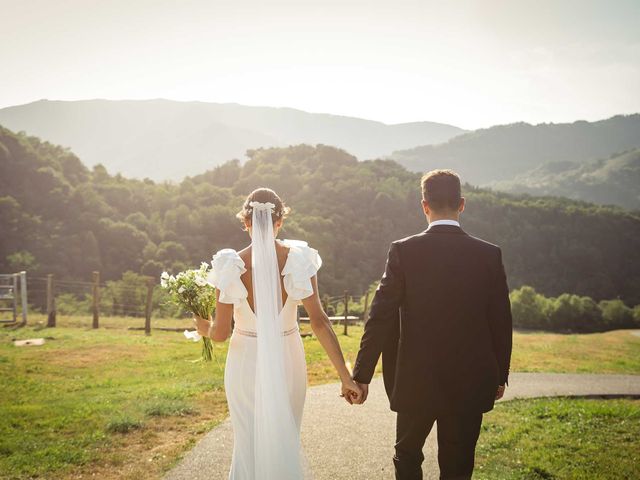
[{"x1": 352, "y1": 169, "x2": 513, "y2": 480}]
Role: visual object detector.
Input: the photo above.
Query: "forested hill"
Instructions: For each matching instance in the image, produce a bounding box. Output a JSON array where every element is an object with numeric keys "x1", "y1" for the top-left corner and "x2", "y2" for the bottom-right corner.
[
  {"x1": 1, "y1": 125, "x2": 639, "y2": 305},
  {"x1": 390, "y1": 114, "x2": 640, "y2": 188},
  {"x1": 494, "y1": 148, "x2": 640, "y2": 210},
  {"x1": 0, "y1": 99, "x2": 464, "y2": 180}
]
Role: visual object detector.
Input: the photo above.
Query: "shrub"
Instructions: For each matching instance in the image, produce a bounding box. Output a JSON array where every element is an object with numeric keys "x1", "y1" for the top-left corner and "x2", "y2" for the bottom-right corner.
[
  {"x1": 510, "y1": 286, "x2": 549, "y2": 329},
  {"x1": 548, "y1": 294, "x2": 604, "y2": 332},
  {"x1": 507, "y1": 286, "x2": 637, "y2": 332},
  {"x1": 599, "y1": 299, "x2": 634, "y2": 329},
  {"x1": 102, "y1": 270, "x2": 148, "y2": 317},
  {"x1": 55, "y1": 293, "x2": 91, "y2": 315}
]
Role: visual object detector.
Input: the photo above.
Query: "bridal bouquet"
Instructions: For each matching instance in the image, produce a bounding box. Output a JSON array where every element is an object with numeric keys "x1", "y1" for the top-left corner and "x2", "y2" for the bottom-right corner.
[{"x1": 160, "y1": 262, "x2": 215, "y2": 361}]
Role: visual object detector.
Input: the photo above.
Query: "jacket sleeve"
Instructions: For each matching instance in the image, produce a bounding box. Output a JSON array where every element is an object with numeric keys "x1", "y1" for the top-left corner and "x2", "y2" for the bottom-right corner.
[
  {"x1": 353, "y1": 242, "x2": 404, "y2": 384},
  {"x1": 488, "y1": 247, "x2": 513, "y2": 386}
]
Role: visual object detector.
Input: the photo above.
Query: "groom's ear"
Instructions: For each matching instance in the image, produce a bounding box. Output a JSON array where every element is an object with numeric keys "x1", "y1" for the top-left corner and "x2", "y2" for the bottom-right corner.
[
  {"x1": 421, "y1": 199, "x2": 430, "y2": 216},
  {"x1": 458, "y1": 197, "x2": 466, "y2": 213}
]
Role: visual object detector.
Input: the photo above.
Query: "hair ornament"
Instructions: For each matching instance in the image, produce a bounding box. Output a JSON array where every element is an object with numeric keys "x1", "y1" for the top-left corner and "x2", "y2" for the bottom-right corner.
[{"x1": 248, "y1": 201, "x2": 276, "y2": 213}]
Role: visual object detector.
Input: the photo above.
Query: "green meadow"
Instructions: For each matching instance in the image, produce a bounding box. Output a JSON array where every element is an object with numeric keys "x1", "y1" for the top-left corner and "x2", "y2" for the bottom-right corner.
[
  {"x1": 476, "y1": 397, "x2": 640, "y2": 479},
  {"x1": 1, "y1": 315, "x2": 639, "y2": 479}
]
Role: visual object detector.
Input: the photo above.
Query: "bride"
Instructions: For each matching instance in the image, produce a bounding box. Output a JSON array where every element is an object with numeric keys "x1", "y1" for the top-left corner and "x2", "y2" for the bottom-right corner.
[{"x1": 193, "y1": 187, "x2": 362, "y2": 479}]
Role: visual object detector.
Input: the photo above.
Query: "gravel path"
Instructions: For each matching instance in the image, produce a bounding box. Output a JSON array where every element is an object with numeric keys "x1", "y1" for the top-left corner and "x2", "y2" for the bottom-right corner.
[{"x1": 164, "y1": 373, "x2": 640, "y2": 480}]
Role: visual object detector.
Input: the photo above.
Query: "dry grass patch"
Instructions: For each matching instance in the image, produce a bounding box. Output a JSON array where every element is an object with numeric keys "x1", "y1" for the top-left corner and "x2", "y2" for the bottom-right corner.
[
  {"x1": 511, "y1": 329, "x2": 640, "y2": 374},
  {"x1": 44, "y1": 344, "x2": 146, "y2": 369}
]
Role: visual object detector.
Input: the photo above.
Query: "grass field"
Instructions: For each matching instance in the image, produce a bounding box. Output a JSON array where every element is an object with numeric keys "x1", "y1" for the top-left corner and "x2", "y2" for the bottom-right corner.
[
  {"x1": 476, "y1": 398, "x2": 640, "y2": 479},
  {"x1": 511, "y1": 329, "x2": 640, "y2": 374},
  {"x1": 1, "y1": 314, "x2": 639, "y2": 479}
]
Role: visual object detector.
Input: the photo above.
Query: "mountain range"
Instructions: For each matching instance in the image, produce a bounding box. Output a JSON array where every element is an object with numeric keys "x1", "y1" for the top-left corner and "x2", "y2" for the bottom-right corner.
[
  {"x1": 389, "y1": 114, "x2": 640, "y2": 187},
  {"x1": 0, "y1": 99, "x2": 464, "y2": 180},
  {"x1": 1, "y1": 99, "x2": 639, "y2": 210}
]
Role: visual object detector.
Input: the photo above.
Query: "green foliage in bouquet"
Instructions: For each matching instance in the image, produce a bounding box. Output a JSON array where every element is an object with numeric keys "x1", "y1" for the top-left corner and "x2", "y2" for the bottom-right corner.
[{"x1": 160, "y1": 262, "x2": 216, "y2": 361}]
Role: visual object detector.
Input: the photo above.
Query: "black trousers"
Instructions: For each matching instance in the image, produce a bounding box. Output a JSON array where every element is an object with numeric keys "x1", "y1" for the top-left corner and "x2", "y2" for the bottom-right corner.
[{"x1": 394, "y1": 409, "x2": 483, "y2": 480}]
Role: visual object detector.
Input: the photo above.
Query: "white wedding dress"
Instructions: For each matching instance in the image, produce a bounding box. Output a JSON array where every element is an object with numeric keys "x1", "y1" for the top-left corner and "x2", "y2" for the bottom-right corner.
[{"x1": 207, "y1": 231, "x2": 321, "y2": 480}]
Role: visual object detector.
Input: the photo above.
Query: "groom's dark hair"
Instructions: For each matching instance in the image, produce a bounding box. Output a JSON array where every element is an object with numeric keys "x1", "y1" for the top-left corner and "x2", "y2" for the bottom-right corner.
[{"x1": 421, "y1": 169, "x2": 462, "y2": 211}]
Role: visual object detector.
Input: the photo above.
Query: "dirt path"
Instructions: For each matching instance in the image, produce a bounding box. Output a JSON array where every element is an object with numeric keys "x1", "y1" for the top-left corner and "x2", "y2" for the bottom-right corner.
[{"x1": 164, "y1": 373, "x2": 640, "y2": 480}]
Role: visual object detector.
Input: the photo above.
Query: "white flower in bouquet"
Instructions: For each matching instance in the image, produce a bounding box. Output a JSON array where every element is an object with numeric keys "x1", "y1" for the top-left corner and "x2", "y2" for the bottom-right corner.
[
  {"x1": 160, "y1": 263, "x2": 216, "y2": 361},
  {"x1": 184, "y1": 329, "x2": 201, "y2": 342}
]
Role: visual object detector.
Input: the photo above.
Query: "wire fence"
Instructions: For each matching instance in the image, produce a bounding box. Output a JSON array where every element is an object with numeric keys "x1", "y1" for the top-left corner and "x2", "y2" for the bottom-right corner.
[{"x1": 3, "y1": 272, "x2": 372, "y2": 335}]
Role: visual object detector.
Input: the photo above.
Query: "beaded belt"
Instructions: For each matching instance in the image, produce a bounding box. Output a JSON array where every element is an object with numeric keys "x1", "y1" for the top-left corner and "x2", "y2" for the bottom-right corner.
[{"x1": 234, "y1": 326, "x2": 299, "y2": 337}]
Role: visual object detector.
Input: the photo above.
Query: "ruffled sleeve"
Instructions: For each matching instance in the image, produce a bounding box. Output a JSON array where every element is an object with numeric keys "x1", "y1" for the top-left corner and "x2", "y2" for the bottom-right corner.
[
  {"x1": 281, "y1": 239, "x2": 322, "y2": 301},
  {"x1": 205, "y1": 249, "x2": 248, "y2": 305}
]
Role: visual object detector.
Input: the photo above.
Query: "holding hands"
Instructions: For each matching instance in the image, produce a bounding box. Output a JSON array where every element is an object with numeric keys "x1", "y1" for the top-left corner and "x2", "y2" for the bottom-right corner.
[
  {"x1": 340, "y1": 377, "x2": 368, "y2": 405},
  {"x1": 340, "y1": 376, "x2": 364, "y2": 405}
]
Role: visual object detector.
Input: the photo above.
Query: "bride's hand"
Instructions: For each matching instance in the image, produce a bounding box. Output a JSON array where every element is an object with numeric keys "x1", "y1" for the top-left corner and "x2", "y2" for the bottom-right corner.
[
  {"x1": 340, "y1": 377, "x2": 363, "y2": 405},
  {"x1": 192, "y1": 314, "x2": 212, "y2": 337}
]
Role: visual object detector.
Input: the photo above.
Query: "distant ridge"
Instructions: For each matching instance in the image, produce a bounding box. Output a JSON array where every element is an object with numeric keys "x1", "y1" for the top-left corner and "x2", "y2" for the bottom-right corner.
[
  {"x1": 0, "y1": 99, "x2": 464, "y2": 180},
  {"x1": 494, "y1": 148, "x2": 640, "y2": 210},
  {"x1": 390, "y1": 114, "x2": 640, "y2": 186}
]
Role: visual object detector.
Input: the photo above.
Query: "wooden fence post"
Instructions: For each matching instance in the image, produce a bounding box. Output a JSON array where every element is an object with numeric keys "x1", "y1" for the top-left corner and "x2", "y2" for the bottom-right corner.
[
  {"x1": 362, "y1": 290, "x2": 370, "y2": 324},
  {"x1": 144, "y1": 276, "x2": 154, "y2": 336},
  {"x1": 343, "y1": 290, "x2": 349, "y2": 336},
  {"x1": 92, "y1": 271, "x2": 100, "y2": 329},
  {"x1": 19, "y1": 271, "x2": 27, "y2": 325},
  {"x1": 46, "y1": 274, "x2": 56, "y2": 327}
]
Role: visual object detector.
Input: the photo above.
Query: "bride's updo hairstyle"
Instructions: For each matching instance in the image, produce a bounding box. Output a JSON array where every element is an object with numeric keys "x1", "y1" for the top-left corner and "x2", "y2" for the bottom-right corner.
[{"x1": 236, "y1": 188, "x2": 291, "y2": 229}]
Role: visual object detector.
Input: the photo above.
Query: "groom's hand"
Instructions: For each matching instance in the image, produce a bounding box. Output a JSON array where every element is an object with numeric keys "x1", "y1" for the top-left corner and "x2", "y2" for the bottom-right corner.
[
  {"x1": 495, "y1": 384, "x2": 506, "y2": 400},
  {"x1": 341, "y1": 377, "x2": 364, "y2": 405},
  {"x1": 355, "y1": 382, "x2": 369, "y2": 404}
]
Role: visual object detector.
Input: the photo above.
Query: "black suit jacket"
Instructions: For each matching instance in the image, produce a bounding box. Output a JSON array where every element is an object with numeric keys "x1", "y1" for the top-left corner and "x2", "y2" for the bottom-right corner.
[{"x1": 353, "y1": 224, "x2": 513, "y2": 414}]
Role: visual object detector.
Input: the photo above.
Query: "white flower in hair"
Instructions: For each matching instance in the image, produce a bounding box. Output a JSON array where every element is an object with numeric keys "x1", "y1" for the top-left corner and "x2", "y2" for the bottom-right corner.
[{"x1": 249, "y1": 201, "x2": 276, "y2": 212}]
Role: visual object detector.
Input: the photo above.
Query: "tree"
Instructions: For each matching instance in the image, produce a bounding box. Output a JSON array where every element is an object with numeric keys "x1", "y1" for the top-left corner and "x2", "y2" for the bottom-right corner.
[
  {"x1": 510, "y1": 286, "x2": 549, "y2": 329},
  {"x1": 6, "y1": 250, "x2": 38, "y2": 271},
  {"x1": 1, "y1": 127, "x2": 639, "y2": 309},
  {"x1": 599, "y1": 300, "x2": 634, "y2": 329}
]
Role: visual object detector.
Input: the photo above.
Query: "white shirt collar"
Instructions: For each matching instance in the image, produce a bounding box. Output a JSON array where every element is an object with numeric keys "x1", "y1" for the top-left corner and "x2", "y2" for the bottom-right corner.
[{"x1": 427, "y1": 219, "x2": 460, "y2": 230}]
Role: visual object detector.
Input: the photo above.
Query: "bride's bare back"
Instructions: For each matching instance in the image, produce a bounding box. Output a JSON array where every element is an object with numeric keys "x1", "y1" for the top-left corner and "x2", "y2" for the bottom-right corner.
[{"x1": 237, "y1": 240, "x2": 291, "y2": 313}]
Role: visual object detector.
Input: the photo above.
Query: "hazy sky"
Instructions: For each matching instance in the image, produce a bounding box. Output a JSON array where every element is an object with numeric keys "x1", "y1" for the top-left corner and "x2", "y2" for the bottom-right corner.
[{"x1": 1, "y1": 0, "x2": 639, "y2": 129}]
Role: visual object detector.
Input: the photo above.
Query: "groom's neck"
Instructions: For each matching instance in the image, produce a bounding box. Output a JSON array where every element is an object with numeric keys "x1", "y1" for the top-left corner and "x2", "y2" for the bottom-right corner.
[{"x1": 427, "y1": 212, "x2": 460, "y2": 223}]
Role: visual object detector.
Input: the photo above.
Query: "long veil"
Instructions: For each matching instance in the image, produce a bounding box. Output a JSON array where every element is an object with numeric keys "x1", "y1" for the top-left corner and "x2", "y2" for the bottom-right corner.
[{"x1": 250, "y1": 201, "x2": 304, "y2": 479}]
